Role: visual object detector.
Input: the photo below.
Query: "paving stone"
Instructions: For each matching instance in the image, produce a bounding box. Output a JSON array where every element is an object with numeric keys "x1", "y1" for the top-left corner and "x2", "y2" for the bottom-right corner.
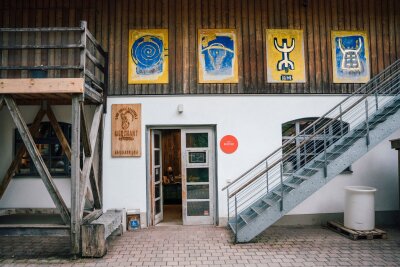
[{"x1": 0, "y1": 225, "x2": 399, "y2": 266}]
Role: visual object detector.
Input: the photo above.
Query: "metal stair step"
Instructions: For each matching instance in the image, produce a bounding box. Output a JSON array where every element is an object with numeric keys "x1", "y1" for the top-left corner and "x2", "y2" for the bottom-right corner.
[
  {"x1": 313, "y1": 159, "x2": 331, "y2": 164},
  {"x1": 228, "y1": 222, "x2": 237, "y2": 233},
  {"x1": 251, "y1": 206, "x2": 263, "y2": 215},
  {"x1": 239, "y1": 214, "x2": 251, "y2": 224},
  {"x1": 262, "y1": 197, "x2": 278, "y2": 207},
  {"x1": 303, "y1": 167, "x2": 321, "y2": 172},
  {"x1": 284, "y1": 182, "x2": 299, "y2": 189},
  {"x1": 293, "y1": 174, "x2": 311, "y2": 180}
]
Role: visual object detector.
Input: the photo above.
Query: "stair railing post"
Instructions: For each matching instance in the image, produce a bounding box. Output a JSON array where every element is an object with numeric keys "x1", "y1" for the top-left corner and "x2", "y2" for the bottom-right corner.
[
  {"x1": 266, "y1": 161, "x2": 269, "y2": 193},
  {"x1": 280, "y1": 162, "x2": 283, "y2": 211},
  {"x1": 374, "y1": 91, "x2": 379, "y2": 111},
  {"x1": 227, "y1": 188, "x2": 230, "y2": 225},
  {"x1": 339, "y1": 105, "x2": 344, "y2": 137},
  {"x1": 234, "y1": 195, "x2": 238, "y2": 243},
  {"x1": 323, "y1": 129, "x2": 327, "y2": 178},
  {"x1": 365, "y1": 99, "x2": 370, "y2": 147}
]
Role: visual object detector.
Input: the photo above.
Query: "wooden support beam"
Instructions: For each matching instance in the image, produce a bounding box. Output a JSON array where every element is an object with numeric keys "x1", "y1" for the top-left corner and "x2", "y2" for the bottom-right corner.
[
  {"x1": 84, "y1": 84, "x2": 103, "y2": 104},
  {"x1": 0, "y1": 208, "x2": 61, "y2": 217},
  {"x1": 80, "y1": 102, "x2": 92, "y2": 157},
  {"x1": 79, "y1": 105, "x2": 103, "y2": 218},
  {"x1": 4, "y1": 96, "x2": 70, "y2": 225},
  {"x1": 46, "y1": 105, "x2": 72, "y2": 161},
  {"x1": 0, "y1": 225, "x2": 70, "y2": 237},
  {"x1": 90, "y1": 166, "x2": 102, "y2": 209},
  {"x1": 82, "y1": 209, "x2": 103, "y2": 225},
  {"x1": 71, "y1": 95, "x2": 82, "y2": 255},
  {"x1": 81, "y1": 210, "x2": 123, "y2": 258},
  {"x1": 0, "y1": 78, "x2": 85, "y2": 94},
  {"x1": 0, "y1": 108, "x2": 46, "y2": 199}
]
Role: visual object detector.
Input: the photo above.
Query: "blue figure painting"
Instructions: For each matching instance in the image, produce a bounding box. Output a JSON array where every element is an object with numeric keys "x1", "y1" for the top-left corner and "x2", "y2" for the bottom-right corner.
[
  {"x1": 131, "y1": 35, "x2": 164, "y2": 75},
  {"x1": 332, "y1": 31, "x2": 370, "y2": 83},
  {"x1": 199, "y1": 31, "x2": 238, "y2": 83}
]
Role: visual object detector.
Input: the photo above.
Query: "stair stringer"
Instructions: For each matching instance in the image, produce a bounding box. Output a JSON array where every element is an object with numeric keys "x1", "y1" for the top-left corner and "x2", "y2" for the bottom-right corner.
[{"x1": 235, "y1": 107, "x2": 400, "y2": 242}]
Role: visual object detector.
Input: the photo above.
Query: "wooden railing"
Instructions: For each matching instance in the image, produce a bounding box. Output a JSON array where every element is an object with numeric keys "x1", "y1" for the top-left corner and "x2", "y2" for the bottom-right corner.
[{"x1": 0, "y1": 21, "x2": 108, "y2": 98}]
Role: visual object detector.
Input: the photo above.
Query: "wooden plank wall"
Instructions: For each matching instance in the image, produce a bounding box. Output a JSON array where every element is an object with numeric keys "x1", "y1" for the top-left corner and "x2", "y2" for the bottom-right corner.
[
  {"x1": 161, "y1": 130, "x2": 181, "y2": 178},
  {"x1": 0, "y1": 0, "x2": 399, "y2": 95}
]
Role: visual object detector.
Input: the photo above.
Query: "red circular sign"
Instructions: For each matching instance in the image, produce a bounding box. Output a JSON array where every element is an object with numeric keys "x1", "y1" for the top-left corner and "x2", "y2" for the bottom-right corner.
[{"x1": 220, "y1": 135, "x2": 238, "y2": 154}]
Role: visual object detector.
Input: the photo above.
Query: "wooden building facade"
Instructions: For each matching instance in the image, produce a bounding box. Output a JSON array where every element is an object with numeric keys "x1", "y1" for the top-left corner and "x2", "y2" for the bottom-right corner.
[{"x1": 1, "y1": 0, "x2": 399, "y2": 95}]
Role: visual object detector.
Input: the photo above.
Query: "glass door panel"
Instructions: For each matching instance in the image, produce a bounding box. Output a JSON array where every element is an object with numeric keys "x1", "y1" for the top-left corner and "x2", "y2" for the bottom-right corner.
[
  {"x1": 182, "y1": 128, "x2": 214, "y2": 225},
  {"x1": 152, "y1": 130, "x2": 163, "y2": 224}
]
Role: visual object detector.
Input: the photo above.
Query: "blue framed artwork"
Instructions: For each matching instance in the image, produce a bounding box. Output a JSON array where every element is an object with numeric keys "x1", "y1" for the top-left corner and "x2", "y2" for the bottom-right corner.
[
  {"x1": 331, "y1": 31, "x2": 370, "y2": 83},
  {"x1": 198, "y1": 29, "x2": 238, "y2": 83},
  {"x1": 128, "y1": 29, "x2": 168, "y2": 84}
]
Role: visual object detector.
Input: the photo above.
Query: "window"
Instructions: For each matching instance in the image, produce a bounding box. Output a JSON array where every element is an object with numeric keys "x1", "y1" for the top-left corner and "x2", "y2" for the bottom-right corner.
[
  {"x1": 15, "y1": 122, "x2": 71, "y2": 177},
  {"x1": 282, "y1": 117, "x2": 350, "y2": 174}
]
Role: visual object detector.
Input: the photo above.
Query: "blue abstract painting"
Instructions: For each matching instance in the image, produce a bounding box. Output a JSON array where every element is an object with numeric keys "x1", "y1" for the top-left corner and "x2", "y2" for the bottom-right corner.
[
  {"x1": 332, "y1": 31, "x2": 370, "y2": 83},
  {"x1": 128, "y1": 29, "x2": 168, "y2": 84},
  {"x1": 198, "y1": 30, "x2": 238, "y2": 83},
  {"x1": 131, "y1": 35, "x2": 164, "y2": 75}
]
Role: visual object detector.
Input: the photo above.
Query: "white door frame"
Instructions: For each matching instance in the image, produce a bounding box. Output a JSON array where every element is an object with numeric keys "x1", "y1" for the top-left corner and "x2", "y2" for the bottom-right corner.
[
  {"x1": 145, "y1": 125, "x2": 218, "y2": 226},
  {"x1": 181, "y1": 128, "x2": 215, "y2": 225},
  {"x1": 152, "y1": 130, "x2": 163, "y2": 224}
]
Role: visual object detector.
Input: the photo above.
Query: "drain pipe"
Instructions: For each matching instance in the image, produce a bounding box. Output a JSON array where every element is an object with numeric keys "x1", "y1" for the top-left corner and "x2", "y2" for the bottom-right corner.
[{"x1": 390, "y1": 138, "x2": 400, "y2": 214}]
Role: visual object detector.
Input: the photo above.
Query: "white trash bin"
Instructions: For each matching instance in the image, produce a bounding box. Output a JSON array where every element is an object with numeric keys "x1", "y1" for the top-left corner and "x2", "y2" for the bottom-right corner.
[{"x1": 344, "y1": 186, "x2": 377, "y2": 231}]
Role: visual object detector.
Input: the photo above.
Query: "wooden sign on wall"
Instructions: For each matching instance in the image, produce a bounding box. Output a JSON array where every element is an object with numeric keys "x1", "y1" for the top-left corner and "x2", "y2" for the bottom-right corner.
[{"x1": 111, "y1": 104, "x2": 141, "y2": 157}]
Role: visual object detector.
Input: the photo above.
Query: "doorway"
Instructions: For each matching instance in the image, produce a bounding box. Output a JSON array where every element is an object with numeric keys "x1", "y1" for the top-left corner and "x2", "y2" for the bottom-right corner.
[{"x1": 148, "y1": 127, "x2": 215, "y2": 226}]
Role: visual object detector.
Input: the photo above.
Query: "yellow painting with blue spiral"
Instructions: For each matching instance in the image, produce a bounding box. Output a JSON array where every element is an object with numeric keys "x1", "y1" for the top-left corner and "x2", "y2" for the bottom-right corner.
[
  {"x1": 198, "y1": 29, "x2": 238, "y2": 83},
  {"x1": 128, "y1": 29, "x2": 168, "y2": 84}
]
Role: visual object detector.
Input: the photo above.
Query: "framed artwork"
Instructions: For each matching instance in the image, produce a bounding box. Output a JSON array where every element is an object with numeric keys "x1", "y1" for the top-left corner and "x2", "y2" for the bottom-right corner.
[
  {"x1": 198, "y1": 29, "x2": 238, "y2": 83},
  {"x1": 266, "y1": 29, "x2": 306, "y2": 83},
  {"x1": 331, "y1": 31, "x2": 370, "y2": 83},
  {"x1": 128, "y1": 29, "x2": 168, "y2": 84}
]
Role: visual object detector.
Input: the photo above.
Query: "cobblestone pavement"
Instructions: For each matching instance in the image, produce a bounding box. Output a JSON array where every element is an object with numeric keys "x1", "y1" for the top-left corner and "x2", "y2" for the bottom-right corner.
[{"x1": 0, "y1": 225, "x2": 400, "y2": 266}]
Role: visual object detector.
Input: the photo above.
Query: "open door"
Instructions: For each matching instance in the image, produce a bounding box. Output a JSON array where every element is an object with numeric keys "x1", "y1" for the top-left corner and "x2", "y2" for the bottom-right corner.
[
  {"x1": 152, "y1": 130, "x2": 163, "y2": 224},
  {"x1": 181, "y1": 128, "x2": 214, "y2": 225}
]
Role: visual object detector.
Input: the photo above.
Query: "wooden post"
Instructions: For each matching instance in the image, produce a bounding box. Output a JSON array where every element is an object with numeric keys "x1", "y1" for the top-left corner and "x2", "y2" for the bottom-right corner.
[
  {"x1": 71, "y1": 95, "x2": 82, "y2": 256},
  {"x1": 80, "y1": 21, "x2": 87, "y2": 79},
  {"x1": 79, "y1": 105, "x2": 103, "y2": 218},
  {"x1": 80, "y1": 102, "x2": 92, "y2": 157},
  {"x1": 4, "y1": 96, "x2": 70, "y2": 224}
]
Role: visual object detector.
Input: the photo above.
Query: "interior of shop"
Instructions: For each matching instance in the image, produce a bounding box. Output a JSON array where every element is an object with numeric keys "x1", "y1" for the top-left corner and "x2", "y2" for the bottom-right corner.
[{"x1": 159, "y1": 129, "x2": 182, "y2": 225}]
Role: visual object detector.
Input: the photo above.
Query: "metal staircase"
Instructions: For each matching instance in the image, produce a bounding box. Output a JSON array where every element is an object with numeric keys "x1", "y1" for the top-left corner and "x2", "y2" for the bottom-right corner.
[{"x1": 223, "y1": 59, "x2": 400, "y2": 242}]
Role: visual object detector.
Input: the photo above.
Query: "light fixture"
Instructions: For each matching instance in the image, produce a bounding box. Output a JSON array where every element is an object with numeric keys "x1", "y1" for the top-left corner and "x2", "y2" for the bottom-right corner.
[{"x1": 177, "y1": 104, "x2": 184, "y2": 113}]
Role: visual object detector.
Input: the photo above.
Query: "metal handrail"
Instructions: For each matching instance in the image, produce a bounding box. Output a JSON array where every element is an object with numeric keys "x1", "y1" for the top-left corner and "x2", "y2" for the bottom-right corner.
[
  {"x1": 222, "y1": 59, "x2": 400, "y2": 193},
  {"x1": 227, "y1": 63, "x2": 400, "y2": 236},
  {"x1": 228, "y1": 68, "x2": 400, "y2": 198},
  {"x1": 227, "y1": 68, "x2": 400, "y2": 236}
]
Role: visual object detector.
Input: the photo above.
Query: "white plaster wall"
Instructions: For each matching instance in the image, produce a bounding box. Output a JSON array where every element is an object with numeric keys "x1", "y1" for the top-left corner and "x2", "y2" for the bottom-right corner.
[
  {"x1": 0, "y1": 105, "x2": 96, "y2": 208},
  {"x1": 0, "y1": 97, "x2": 398, "y2": 218},
  {"x1": 102, "y1": 95, "x2": 400, "y2": 220}
]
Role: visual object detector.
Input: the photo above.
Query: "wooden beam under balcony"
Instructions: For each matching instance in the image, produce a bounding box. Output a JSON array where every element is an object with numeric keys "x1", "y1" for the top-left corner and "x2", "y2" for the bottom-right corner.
[{"x1": 0, "y1": 78, "x2": 84, "y2": 94}]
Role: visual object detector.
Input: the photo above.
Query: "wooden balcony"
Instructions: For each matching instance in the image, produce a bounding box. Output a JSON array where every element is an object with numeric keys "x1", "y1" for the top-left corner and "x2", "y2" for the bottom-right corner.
[
  {"x1": 0, "y1": 22, "x2": 108, "y2": 256},
  {"x1": 0, "y1": 21, "x2": 107, "y2": 105}
]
